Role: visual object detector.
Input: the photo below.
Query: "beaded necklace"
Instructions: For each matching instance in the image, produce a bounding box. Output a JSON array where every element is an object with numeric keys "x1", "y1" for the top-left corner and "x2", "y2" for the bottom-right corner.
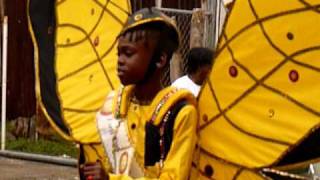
[
  {"x1": 115, "y1": 86, "x2": 125, "y2": 119},
  {"x1": 149, "y1": 88, "x2": 178, "y2": 167},
  {"x1": 130, "y1": 95, "x2": 152, "y2": 105}
]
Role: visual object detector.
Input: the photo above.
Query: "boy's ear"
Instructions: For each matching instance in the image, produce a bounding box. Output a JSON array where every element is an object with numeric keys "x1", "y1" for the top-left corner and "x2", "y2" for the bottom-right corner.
[{"x1": 156, "y1": 52, "x2": 168, "y2": 68}]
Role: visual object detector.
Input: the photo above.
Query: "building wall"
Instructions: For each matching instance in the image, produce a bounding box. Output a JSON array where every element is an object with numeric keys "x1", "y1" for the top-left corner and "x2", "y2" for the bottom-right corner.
[
  {"x1": 4, "y1": 0, "x2": 36, "y2": 119},
  {"x1": 130, "y1": 0, "x2": 201, "y2": 12},
  {"x1": 0, "y1": 0, "x2": 4, "y2": 21}
]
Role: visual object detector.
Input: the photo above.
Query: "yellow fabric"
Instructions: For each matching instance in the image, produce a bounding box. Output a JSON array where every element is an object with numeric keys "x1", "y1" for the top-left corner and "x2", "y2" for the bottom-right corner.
[
  {"x1": 189, "y1": 148, "x2": 265, "y2": 180},
  {"x1": 194, "y1": 0, "x2": 320, "y2": 179},
  {"x1": 103, "y1": 86, "x2": 198, "y2": 179},
  {"x1": 53, "y1": 0, "x2": 130, "y2": 143},
  {"x1": 81, "y1": 143, "x2": 112, "y2": 173},
  {"x1": 115, "y1": 86, "x2": 197, "y2": 125}
]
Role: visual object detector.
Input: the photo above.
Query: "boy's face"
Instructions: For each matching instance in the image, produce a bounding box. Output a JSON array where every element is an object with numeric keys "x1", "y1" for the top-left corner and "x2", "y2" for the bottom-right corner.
[
  {"x1": 197, "y1": 65, "x2": 212, "y2": 85},
  {"x1": 117, "y1": 32, "x2": 156, "y2": 85}
]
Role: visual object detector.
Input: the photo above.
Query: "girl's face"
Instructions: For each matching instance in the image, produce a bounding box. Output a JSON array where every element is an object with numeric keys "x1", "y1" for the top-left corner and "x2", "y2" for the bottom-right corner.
[{"x1": 117, "y1": 32, "x2": 156, "y2": 85}]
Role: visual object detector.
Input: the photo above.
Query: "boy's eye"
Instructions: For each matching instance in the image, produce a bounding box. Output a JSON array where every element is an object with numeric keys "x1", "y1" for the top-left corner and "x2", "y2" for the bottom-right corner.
[
  {"x1": 125, "y1": 50, "x2": 132, "y2": 54},
  {"x1": 117, "y1": 46, "x2": 136, "y2": 57},
  {"x1": 124, "y1": 50, "x2": 134, "y2": 57}
]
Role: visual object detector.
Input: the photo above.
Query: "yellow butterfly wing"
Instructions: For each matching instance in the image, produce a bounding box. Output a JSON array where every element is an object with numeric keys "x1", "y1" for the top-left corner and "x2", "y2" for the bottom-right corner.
[
  {"x1": 29, "y1": 0, "x2": 130, "y2": 143},
  {"x1": 195, "y1": 0, "x2": 320, "y2": 179},
  {"x1": 55, "y1": 0, "x2": 130, "y2": 143}
]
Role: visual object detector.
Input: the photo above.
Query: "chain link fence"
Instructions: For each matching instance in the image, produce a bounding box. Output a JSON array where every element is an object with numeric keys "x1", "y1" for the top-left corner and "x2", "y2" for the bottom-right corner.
[
  {"x1": 156, "y1": 7, "x2": 193, "y2": 81},
  {"x1": 155, "y1": 7, "x2": 216, "y2": 85},
  {"x1": 156, "y1": 8, "x2": 193, "y2": 64}
]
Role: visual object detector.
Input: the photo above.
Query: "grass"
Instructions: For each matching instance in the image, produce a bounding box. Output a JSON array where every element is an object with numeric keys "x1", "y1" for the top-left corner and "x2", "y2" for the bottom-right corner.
[
  {"x1": 5, "y1": 118, "x2": 78, "y2": 158},
  {"x1": 6, "y1": 136, "x2": 78, "y2": 158}
]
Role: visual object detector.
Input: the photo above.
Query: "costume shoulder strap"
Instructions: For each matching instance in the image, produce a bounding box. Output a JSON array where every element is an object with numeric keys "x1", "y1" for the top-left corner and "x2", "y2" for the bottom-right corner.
[
  {"x1": 148, "y1": 86, "x2": 197, "y2": 126},
  {"x1": 99, "y1": 85, "x2": 133, "y2": 118},
  {"x1": 96, "y1": 89, "x2": 143, "y2": 176},
  {"x1": 145, "y1": 99, "x2": 189, "y2": 166},
  {"x1": 144, "y1": 86, "x2": 196, "y2": 167}
]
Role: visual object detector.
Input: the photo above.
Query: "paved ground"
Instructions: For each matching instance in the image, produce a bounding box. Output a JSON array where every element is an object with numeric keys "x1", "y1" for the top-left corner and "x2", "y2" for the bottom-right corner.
[
  {"x1": 1, "y1": 156, "x2": 320, "y2": 179},
  {"x1": 0, "y1": 157, "x2": 79, "y2": 180}
]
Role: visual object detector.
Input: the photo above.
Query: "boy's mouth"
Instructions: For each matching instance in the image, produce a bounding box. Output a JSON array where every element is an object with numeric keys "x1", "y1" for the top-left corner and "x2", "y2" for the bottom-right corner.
[{"x1": 117, "y1": 68, "x2": 125, "y2": 77}]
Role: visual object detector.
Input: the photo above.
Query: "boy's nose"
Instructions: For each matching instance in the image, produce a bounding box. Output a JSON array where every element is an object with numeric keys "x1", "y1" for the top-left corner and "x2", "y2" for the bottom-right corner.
[{"x1": 118, "y1": 55, "x2": 125, "y2": 65}]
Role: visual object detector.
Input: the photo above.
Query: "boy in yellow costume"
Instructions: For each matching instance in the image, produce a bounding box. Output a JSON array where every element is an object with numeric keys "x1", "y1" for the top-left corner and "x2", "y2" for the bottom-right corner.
[{"x1": 82, "y1": 8, "x2": 198, "y2": 180}]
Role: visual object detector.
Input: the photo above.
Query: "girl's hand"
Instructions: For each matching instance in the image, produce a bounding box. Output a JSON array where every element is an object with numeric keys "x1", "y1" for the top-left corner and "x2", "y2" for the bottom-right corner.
[{"x1": 82, "y1": 161, "x2": 109, "y2": 180}]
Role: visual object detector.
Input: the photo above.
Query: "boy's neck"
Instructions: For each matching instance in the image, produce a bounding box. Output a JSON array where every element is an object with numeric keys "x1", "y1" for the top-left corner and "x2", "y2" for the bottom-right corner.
[
  {"x1": 133, "y1": 77, "x2": 163, "y2": 104},
  {"x1": 188, "y1": 74, "x2": 202, "y2": 86}
]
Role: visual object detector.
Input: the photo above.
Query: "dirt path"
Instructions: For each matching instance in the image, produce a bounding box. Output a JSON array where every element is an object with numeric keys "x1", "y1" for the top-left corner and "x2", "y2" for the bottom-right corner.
[{"x1": 0, "y1": 157, "x2": 79, "y2": 180}]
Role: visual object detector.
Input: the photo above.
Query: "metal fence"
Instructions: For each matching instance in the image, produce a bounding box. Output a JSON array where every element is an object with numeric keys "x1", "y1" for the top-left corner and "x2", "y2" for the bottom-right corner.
[
  {"x1": 155, "y1": 6, "x2": 217, "y2": 84},
  {"x1": 156, "y1": 7, "x2": 193, "y2": 64},
  {"x1": 155, "y1": 7, "x2": 195, "y2": 85}
]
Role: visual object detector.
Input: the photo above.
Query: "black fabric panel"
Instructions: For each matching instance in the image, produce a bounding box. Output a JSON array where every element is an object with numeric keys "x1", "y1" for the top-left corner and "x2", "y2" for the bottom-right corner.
[
  {"x1": 276, "y1": 128, "x2": 320, "y2": 166},
  {"x1": 163, "y1": 100, "x2": 188, "y2": 159},
  {"x1": 262, "y1": 171, "x2": 303, "y2": 180},
  {"x1": 144, "y1": 121, "x2": 161, "y2": 166},
  {"x1": 78, "y1": 144, "x2": 86, "y2": 180},
  {"x1": 144, "y1": 100, "x2": 187, "y2": 166},
  {"x1": 29, "y1": 0, "x2": 70, "y2": 135}
]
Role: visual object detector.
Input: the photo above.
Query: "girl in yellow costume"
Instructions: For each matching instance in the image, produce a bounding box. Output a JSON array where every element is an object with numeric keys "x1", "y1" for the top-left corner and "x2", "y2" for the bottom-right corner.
[{"x1": 82, "y1": 8, "x2": 198, "y2": 180}]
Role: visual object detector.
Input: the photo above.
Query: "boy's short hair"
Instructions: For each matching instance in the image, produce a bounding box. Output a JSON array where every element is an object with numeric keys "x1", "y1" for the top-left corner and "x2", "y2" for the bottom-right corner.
[
  {"x1": 185, "y1": 47, "x2": 214, "y2": 74},
  {"x1": 120, "y1": 22, "x2": 179, "y2": 62},
  {"x1": 119, "y1": 8, "x2": 180, "y2": 62}
]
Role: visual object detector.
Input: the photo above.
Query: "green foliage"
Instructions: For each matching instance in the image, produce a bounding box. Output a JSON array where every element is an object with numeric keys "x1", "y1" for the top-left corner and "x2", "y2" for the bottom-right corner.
[{"x1": 6, "y1": 138, "x2": 78, "y2": 158}]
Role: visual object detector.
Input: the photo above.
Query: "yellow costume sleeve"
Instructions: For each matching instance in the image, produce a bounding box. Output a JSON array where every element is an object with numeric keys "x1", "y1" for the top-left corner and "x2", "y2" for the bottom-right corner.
[{"x1": 109, "y1": 104, "x2": 198, "y2": 180}]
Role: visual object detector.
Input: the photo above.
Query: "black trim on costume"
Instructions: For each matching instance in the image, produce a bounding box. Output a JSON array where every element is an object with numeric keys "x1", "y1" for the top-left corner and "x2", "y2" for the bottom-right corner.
[
  {"x1": 29, "y1": 0, "x2": 70, "y2": 134},
  {"x1": 276, "y1": 128, "x2": 320, "y2": 166},
  {"x1": 78, "y1": 144, "x2": 86, "y2": 180},
  {"x1": 144, "y1": 100, "x2": 188, "y2": 166}
]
